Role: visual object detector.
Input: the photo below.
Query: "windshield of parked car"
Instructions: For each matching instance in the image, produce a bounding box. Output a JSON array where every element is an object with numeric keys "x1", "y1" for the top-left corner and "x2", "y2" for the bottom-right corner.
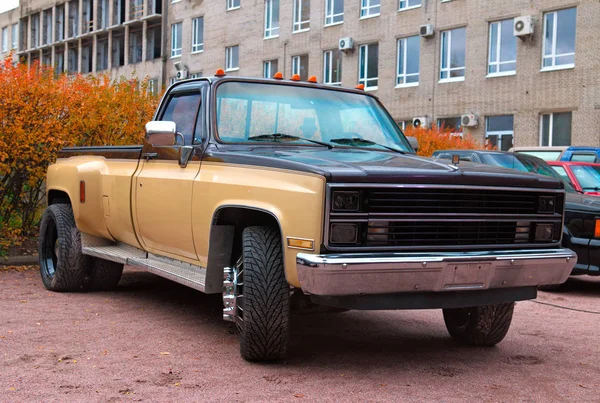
[
  {"x1": 571, "y1": 165, "x2": 600, "y2": 191},
  {"x1": 514, "y1": 150, "x2": 562, "y2": 161},
  {"x1": 215, "y1": 81, "x2": 413, "y2": 152},
  {"x1": 483, "y1": 154, "x2": 576, "y2": 193}
]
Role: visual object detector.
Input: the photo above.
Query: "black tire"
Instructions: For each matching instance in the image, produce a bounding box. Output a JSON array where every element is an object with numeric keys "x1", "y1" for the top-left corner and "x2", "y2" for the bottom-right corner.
[
  {"x1": 239, "y1": 226, "x2": 289, "y2": 362},
  {"x1": 84, "y1": 258, "x2": 124, "y2": 290},
  {"x1": 38, "y1": 204, "x2": 87, "y2": 292},
  {"x1": 443, "y1": 302, "x2": 515, "y2": 347}
]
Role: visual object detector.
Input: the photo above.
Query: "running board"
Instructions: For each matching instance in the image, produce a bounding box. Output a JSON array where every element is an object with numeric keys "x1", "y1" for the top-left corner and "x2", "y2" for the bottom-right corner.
[{"x1": 82, "y1": 243, "x2": 207, "y2": 292}]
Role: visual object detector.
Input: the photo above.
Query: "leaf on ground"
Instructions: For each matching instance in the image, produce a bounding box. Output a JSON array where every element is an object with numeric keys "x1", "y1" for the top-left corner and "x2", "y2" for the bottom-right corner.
[
  {"x1": 160, "y1": 352, "x2": 170, "y2": 355},
  {"x1": 578, "y1": 384, "x2": 587, "y2": 389},
  {"x1": 294, "y1": 394, "x2": 305, "y2": 398},
  {"x1": 174, "y1": 382, "x2": 180, "y2": 387}
]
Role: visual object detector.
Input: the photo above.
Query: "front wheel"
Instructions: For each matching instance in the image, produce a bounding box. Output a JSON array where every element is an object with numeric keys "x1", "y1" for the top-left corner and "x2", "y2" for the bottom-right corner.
[
  {"x1": 443, "y1": 302, "x2": 515, "y2": 346},
  {"x1": 225, "y1": 226, "x2": 290, "y2": 362}
]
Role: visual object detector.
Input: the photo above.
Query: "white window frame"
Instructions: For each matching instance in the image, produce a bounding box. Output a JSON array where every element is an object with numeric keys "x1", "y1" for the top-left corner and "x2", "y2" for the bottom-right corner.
[
  {"x1": 396, "y1": 36, "x2": 419, "y2": 87},
  {"x1": 360, "y1": 0, "x2": 380, "y2": 19},
  {"x1": 191, "y1": 17, "x2": 204, "y2": 53},
  {"x1": 264, "y1": 0, "x2": 279, "y2": 38},
  {"x1": 358, "y1": 43, "x2": 378, "y2": 91},
  {"x1": 323, "y1": 50, "x2": 342, "y2": 86},
  {"x1": 227, "y1": 0, "x2": 241, "y2": 10},
  {"x1": 539, "y1": 112, "x2": 572, "y2": 146},
  {"x1": 11, "y1": 24, "x2": 18, "y2": 50},
  {"x1": 293, "y1": 0, "x2": 310, "y2": 33},
  {"x1": 398, "y1": 0, "x2": 421, "y2": 11},
  {"x1": 325, "y1": 0, "x2": 343, "y2": 26},
  {"x1": 263, "y1": 60, "x2": 277, "y2": 78},
  {"x1": 1, "y1": 28, "x2": 7, "y2": 52},
  {"x1": 439, "y1": 28, "x2": 466, "y2": 82},
  {"x1": 225, "y1": 45, "x2": 239, "y2": 71},
  {"x1": 170, "y1": 22, "x2": 182, "y2": 58},
  {"x1": 542, "y1": 8, "x2": 576, "y2": 71},
  {"x1": 485, "y1": 116, "x2": 514, "y2": 151},
  {"x1": 291, "y1": 55, "x2": 307, "y2": 77},
  {"x1": 487, "y1": 20, "x2": 517, "y2": 77}
]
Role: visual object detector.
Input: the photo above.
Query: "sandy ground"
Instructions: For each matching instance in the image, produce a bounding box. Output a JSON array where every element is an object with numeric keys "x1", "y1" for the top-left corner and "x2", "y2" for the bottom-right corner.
[{"x1": 1, "y1": 266, "x2": 599, "y2": 402}]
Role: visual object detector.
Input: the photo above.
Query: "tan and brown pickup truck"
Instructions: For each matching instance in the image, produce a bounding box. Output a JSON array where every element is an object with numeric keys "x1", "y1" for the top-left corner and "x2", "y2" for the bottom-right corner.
[{"x1": 40, "y1": 73, "x2": 576, "y2": 361}]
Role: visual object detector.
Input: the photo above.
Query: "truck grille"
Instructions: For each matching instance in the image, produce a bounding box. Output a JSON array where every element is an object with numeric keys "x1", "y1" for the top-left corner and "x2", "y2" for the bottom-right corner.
[{"x1": 327, "y1": 185, "x2": 564, "y2": 251}]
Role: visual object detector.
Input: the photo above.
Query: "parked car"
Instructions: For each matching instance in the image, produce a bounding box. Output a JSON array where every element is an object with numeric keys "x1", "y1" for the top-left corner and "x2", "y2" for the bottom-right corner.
[
  {"x1": 433, "y1": 150, "x2": 600, "y2": 281},
  {"x1": 510, "y1": 146, "x2": 600, "y2": 162},
  {"x1": 548, "y1": 161, "x2": 600, "y2": 196},
  {"x1": 39, "y1": 74, "x2": 575, "y2": 362}
]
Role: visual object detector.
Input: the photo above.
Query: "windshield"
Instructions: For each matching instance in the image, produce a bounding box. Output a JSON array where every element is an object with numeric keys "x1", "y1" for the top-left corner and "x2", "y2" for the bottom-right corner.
[
  {"x1": 515, "y1": 150, "x2": 562, "y2": 161},
  {"x1": 215, "y1": 81, "x2": 413, "y2": 152},
  {"x1": 571, "y1": 165, "x2": 600, "y2": 191},
  {"x1": 483, "y1": 154, "x2": 576, "y2": 193}
]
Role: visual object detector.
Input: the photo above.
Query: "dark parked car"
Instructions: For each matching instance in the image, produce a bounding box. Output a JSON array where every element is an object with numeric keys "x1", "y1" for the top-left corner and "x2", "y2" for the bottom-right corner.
[{"x1": 433, "y1": 150, "x2": 600, "y2": 279}]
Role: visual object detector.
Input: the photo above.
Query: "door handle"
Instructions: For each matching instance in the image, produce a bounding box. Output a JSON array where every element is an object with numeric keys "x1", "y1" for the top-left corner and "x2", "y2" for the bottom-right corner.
[{"x1": 142, "y1": 152, "x2": 158, "y2": 159}]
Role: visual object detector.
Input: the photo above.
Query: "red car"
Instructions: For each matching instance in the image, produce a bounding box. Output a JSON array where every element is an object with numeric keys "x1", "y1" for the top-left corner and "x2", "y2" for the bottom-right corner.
[{"x1": 547, "y1": 161, "x2": 600, "y2": 196}]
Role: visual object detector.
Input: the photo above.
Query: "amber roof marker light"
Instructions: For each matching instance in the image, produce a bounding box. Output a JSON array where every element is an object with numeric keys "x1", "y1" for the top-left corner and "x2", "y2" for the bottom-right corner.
[
  {"x1": 355, "y1": 84, "x2": 365, "y2": 90},
  {"x1": 215, "y1": 68, "x2": 226, "y2": 77},
  {"x1": 273, "y1": 71, "x2": 284, "y2": 80},
  {"x1": 307, "y1": 76, "x2": 318, "y2": 83},
  {"x1": 290, "y1": 74, "x2": 301, "y2": 81}
]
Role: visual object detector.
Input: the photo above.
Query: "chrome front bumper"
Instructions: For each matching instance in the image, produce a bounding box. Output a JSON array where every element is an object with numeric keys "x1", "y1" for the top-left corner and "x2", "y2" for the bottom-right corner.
[{"x1": 296, "y1": 248, "x2": 576, "y2": 296}]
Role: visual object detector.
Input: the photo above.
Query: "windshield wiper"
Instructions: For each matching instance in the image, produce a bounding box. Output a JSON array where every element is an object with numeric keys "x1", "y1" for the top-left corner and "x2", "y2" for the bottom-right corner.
[
  {"x1": 248, "y1": 133, "x2": 332, "y2": 149},
  {"x1": 329, "y1": 137, "x2": 406, "y2": 154},
  {"x1": 582, "y1": 186, "x2": 600, "y2": 191}
]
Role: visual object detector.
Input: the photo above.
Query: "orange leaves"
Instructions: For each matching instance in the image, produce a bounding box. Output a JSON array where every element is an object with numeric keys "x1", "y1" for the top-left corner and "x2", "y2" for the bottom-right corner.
[
  {"x1": 0, "y1": 54, "x2": 160, "y2": 251},
  {"x1": 404, "y1": 125, "x2": 490, "y2": 157}
]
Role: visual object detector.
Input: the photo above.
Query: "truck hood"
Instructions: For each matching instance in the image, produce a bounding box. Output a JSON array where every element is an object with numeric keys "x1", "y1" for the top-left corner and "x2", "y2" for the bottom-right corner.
[
  {"x1": 566, "y1": 192, "x2": 600, "y2": 213},
  {"x1": 205, "y1": 146, "x2": 563, "y2": 189}
]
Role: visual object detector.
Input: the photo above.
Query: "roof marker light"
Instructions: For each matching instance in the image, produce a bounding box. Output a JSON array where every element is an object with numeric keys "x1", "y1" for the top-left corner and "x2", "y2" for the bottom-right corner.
[
  {"x1": 307, "y1": 76, "x2": 317, "y2": 83},
  {"x1": 215, "y1": 68, "x2": 226, "y2": 77},
  {"x1": 355, "y1": 84, "x2": 365, "y2": 90},
  {"x1": 291, "y1": 74, "x2": 301, "y2": 81},
  {"x1": 273, "y1": 72, "x2": 283, "y2": 79}
]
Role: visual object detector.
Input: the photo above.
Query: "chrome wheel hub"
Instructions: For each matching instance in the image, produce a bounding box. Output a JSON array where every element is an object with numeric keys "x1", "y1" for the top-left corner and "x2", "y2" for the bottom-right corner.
[{"x1": 223, "y1": 257, "x2": 243, "y2": 329}]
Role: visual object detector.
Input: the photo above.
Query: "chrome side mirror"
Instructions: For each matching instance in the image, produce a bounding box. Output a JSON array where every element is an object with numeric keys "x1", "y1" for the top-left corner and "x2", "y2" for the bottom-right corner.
[
  {"x1": 145, "y1": 121, "x2": 177, "y2": 146},
  {"x1": 407, "y1": 136, "x2": 419, "y2": 152}
]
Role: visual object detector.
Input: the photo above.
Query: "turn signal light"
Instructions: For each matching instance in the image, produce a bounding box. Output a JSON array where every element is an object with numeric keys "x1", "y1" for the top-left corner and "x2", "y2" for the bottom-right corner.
[
  {"x1": 595, "y1": 219, "x2": 600, "y2": 238},
  {"x1": 80, "y1": 181, "x2": 86, "y2": 203},
  {"x1": 287, "y1": 238, "x2": 315, "y2": 251},
  {"x1": 273, "y1": 71, "x2": 283, "y2": 79},
  {"x1": 215, "y1": 68, "x2": 226, "y2": 77}
]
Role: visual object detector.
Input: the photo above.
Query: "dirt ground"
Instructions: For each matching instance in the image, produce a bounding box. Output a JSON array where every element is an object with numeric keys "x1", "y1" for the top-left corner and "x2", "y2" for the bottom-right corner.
[{"x1": 1, "y1": 266, "x2": 599, "y2": 402}]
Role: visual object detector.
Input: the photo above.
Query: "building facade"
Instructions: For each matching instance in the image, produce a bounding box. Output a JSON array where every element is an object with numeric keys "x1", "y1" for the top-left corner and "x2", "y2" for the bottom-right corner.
[{"x1": 3, "y1": 0, "x2": 599, "y2": 147}]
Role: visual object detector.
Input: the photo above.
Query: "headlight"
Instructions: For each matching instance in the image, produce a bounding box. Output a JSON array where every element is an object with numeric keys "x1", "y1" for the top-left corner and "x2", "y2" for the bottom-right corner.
[
  {"x1": 538, "y1": 196, "x2": 556, "y2": 214},
  {"x1": 332, "y1": 191, "x2": 360, "y2": 211},
  {"x1": 535, "y1": 223, "x2": 554, "y2": 242},
  {"x1": 330, "y1": 223, "x2": 358, "y2": 244}
]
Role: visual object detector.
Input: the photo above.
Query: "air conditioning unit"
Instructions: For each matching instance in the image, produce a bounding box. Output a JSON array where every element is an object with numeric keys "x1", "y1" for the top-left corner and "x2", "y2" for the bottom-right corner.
[
  {"x1": 514, "y1": 16, "x2": 534, "y2": 37},
  {"x1": 176, "y1": 69, "x2": 189, "y2": 80},
  {"x1": 412, "y1": 117, "x2": 429, "y2": 128},
  {"x1": 338, "y1": 37, "x2": 354, "y2": 51},
  {"x1": 461, "y1": 114, "x2": 478, "y2": 127},
  {"x1": 419, "y1": 24, "x2": 434, "y2": 38}
]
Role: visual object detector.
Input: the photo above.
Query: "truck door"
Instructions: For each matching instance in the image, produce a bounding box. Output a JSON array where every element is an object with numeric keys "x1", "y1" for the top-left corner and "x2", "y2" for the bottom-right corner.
[{"x1": 133, "y1": 84, "x2": 206, "y2": 261}]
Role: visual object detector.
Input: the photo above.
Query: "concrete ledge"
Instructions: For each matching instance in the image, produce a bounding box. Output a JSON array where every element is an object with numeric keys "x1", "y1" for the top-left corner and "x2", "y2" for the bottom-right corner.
[{"x1": 1, "y1": 255, "x2": 39, "y2": 266}]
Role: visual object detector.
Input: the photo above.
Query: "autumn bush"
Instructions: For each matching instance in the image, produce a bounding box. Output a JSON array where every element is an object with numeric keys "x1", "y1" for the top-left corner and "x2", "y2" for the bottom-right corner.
[
  {"x1": 403, "y1": 124, "x2": 490, "y2": 157},
  {"x1": 0, "y1": 55, "x2": 160, "y2": 254}
]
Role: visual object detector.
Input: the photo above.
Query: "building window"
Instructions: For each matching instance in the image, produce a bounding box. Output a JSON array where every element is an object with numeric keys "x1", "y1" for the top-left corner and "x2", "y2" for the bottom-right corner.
[
  {"x1": 171, "y1": 23, "x2": 182, "y2": 58},
  {"x1": 169, "y1": 76, "x2": 177, "y2": 85},
  {"x1": 323, "y1": 50, "x2": 342, "y2": 86},
  {"x1": 148, "y1": 78, "x2": 158, "y2": 96},
  {"x1": 437, "y1": 117, "x2": 462, "y2": 135},
  {"x1": 488, "y1": 19, "x2": 516, "y2": 76},
  {"x1": 1, "y1": 28, "x2": 7, "y2": 52},
  {"x1": 11, "y1": 23, "x2": 18, "y2": 50},
  {"x1": 264, "y1": 0, "x2": 279, "y2": 38},
  {"x1": 263, "y1": 59, "x2": 278, "y2": 78},
  {"x1": 31, "y1": 13, "x2": 40, "y2": 48},
  {"x1": 227, "y1": 0, "x2": 240, "y2": 10},
  {"x1": 325, "y1": 0, "x2": 343, "y2": 25},
  {"x1": 360, "y1": 0, "x2": 380, "y2": 18},
  {"x1": 226, "y1": 45, "x2": 239, "y2": 71},
  {"x1": 292, "y1": 54, "x2": 309, "y2": 81},
  {"x1": 486, "y1": 116, "x2": 514, "y2": 151},
  {"x1": 540, "y1": 112, "x2": 571, "y2": 146},
  {"x1": 293, "y1": 0, "x2": 310, "y2": 32},
  {"x1": 396, "y1": 36, "x2": 419, "y2": 87},
  {"x1": 192, "y1": 17, "x2": 204, "y2": 53},
  {"x1": 440, "y1": 27, "x2": 466, "y2": 81},
  {"x1": 396, "y1": 120, "x2": 412, "y2": 131},
  {"x1": 358, "y1": 43, "x2": 378, "y2": 90},
  {"x1": 542, "y1": 8, "x2": 576, "y2": 70},
  {"x1": 129, "y1": 29, "x2": 143, "y2": 64},
  {"x1": 399, "y1": 0, "x2": 421, "y2": 11}
]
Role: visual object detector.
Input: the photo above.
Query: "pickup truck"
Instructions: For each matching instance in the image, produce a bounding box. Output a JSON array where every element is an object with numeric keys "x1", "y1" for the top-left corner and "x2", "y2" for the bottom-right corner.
[{"x1": 39, "y1": 73, "x2": 576, "y2": 362}]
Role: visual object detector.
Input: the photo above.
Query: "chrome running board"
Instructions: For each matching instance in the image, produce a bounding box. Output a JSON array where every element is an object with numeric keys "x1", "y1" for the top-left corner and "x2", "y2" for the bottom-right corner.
[{"x1": 82, "y1": 240, "x2": 207, "y2": 292}]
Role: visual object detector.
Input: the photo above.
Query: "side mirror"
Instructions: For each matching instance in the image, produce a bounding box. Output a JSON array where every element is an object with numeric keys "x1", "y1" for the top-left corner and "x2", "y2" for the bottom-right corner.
[
  {"x1": 407, "y1": 136, "x2": 419, "y2": 152},
  {"x1": 145, "y1": 121, "x2": 177, "y2": 146}
]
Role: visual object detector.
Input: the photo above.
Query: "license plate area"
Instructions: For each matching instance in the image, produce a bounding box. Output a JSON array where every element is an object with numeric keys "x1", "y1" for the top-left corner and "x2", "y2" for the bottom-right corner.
[{"x1": 443, "y1": 262, "x2": 492, "y2": 290}]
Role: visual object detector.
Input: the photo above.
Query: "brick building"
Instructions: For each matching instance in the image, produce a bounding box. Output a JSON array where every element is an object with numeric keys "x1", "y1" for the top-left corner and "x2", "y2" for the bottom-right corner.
[{"x1": 2, "y1": 0, "x2": 599, "y2": 147}]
